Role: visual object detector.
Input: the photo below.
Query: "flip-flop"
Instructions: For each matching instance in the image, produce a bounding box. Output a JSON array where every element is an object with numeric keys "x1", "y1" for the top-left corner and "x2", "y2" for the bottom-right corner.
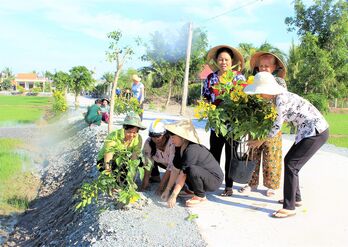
[
  {"x1": 238, "y1": 185, "x2": 251, "y2": 194},
  {"x1": 266, "y1": 189, "x2": 275, "y2": 197},
  {"x1": 220, "y1": 189, "x2": 233, "y2": 197},
  {"x1": 278, "y1": 199, "x2": 303, "y2": 207},
  {"x1": 186, "y1": 196, "x2": 207, "y2": 207},
  {"x1": 272, "y1": 209, "x2": 296, "y2": 218}
]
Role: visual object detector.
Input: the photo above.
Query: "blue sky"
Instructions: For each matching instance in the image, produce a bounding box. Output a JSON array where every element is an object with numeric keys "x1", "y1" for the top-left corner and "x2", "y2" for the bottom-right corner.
[{"x1": 0, "y1": 0, "x2": 312, "y2": 78}]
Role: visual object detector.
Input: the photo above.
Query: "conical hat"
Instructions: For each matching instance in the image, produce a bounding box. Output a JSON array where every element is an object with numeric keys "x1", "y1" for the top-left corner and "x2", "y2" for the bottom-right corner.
[
  {"x1": 164, "y1": 120, "x2": 200, "y2": 144},
  {"x1": 250, "y1": 51, "x2": 287, "y2": 78},
  {"x1": 206, "y1": 45, "x2": 244, "y2": 71}
]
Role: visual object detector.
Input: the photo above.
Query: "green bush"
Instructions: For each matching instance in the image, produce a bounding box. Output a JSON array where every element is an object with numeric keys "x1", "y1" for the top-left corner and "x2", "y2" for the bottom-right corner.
[
  {"x1": 114, "y1": 96, "x2": 142, "y2": 116},
  {"x1": 303, "y1": 93, "x2": 329, "y2": 114},
  {"x1": 17, "y1": 86, "x2": 26, "y2": 94},
  {"x1": 188, "y1": 83, "x2": 202, "y2": 105},
  {"x1": 52, "y1": 90, "x2": 68, "y2": 112}
]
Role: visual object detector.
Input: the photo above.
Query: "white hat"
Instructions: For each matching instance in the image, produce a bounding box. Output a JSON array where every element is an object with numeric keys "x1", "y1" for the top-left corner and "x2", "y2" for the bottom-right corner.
[
  {"x1": 132, "y1": 74, "x2": 141, "y2": 82},
  {"x1": 149, "y1": 119, "x2": 166, "y2": 137},
  {"x1": 164, "y1": 120, "x2": 200, "y2": 144},
  {"x1": 243, "y1": 72, "x2": 286, "y2": 95}
]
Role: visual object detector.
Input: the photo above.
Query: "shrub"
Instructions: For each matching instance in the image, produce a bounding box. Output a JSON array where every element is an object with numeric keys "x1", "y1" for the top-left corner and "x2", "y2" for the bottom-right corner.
[
  {"x1": 17, "y1": 86, "x2": 26, "y2": 94},
  {"x1": 303, "y1": 93, "x2": 329, "y2": 114},
  {"x1": 188, "y1": 82, "x2": 202, "y2": 105},
  {"x1": 52, "y1": 90, "x2": 68, "y2": 112}
]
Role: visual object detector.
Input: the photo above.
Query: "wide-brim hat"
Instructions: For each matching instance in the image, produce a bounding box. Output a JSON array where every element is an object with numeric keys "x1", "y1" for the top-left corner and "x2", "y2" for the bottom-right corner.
[
  {"x1": 102, "y1": 98, "x2": 110, "y2": 104},
  {"x1": 206, "y1": 45, "x2": 244, "y2": 71},
  {"x1": 117, "y1": 112, "x2": 146, "y2": 130},
  {"x1": 244, "y1": 72, "x2": 286, "y2": 95},
  {"x1": 164, "y1": 120, "x2": 200, "y2": 144},
  {"x1": 250, "y1": 51, "x2": 287, "y2": 78},
  {"x1": 132, "y1": 74, "x2": 141, "y2": 82}
]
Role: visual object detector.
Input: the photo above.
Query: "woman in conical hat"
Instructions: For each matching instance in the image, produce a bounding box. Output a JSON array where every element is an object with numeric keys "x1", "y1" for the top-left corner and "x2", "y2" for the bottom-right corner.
[
  {"x1": 160, "y1": 119, "x2": 224, "y2": 207},
  {"x1": 202, "y1": 45, "x2": 247, "y2": 197}
]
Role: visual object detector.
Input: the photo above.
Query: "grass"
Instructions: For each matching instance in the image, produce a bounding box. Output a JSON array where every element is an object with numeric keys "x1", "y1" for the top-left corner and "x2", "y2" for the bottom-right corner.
[
  {"x1": 0, "y1": 138, "x2": 40, "y2": 215},
  {"x1": 282, "y1": 112, "x2": 348, "y2": 148},
  {"x1": 0, "y1": 95, "x2": 52, "y2": 124},
  {"x1": 325, "y1": 113, "x2": 348, "y2": 148}
]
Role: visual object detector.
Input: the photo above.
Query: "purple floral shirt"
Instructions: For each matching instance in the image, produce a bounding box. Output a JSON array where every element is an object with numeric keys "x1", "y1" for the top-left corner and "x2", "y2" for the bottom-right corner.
[
  {"x1": 202, "y1": 71, "x2": 246, "y2": 104},
  {"x1": 269, "y1": 91, "x2": 329, "y2": 144}
]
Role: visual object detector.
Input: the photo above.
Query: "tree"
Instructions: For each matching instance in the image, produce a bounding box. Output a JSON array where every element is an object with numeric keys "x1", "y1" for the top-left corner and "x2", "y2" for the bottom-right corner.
[
  {"x1": 106, "y1": 30, "x2": 139, "y2": 133},
  {"x1": 238, "y1": 43, "x2": 257, "y2": 76},
  {"x1": 142, "y1": 24, "x2": 208, "y2": 109},
  {"x1": 0, "y1": 67, "x2": 15, "y2": 91},
  {"x1": 69, "y1": 66, "x2": 95, "y2": 108},
  {"x1": 52, "y1": 71, "x2": 71, "y2": 94},
  {"x1": 1, "y1": 78, "x2": 13, "y2": 90},
  {"x1": 286, "y1": 0, "x2": 348, "y2": 98}
]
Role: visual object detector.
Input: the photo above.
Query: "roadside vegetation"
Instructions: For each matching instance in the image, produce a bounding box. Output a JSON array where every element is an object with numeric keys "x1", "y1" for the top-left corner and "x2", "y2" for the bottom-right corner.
[
  {"x1": 0, "y1": 95, "x2": 52, "y2": 124},
  {"x1": 0, "y1": 138, "x2": 40, "y2": 215}
]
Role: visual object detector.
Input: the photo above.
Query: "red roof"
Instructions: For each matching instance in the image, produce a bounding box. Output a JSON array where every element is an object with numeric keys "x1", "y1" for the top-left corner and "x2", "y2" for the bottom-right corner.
[
  {"x1": 198, "y1": 64, "x2": 213, "y2": 80},
  {"x1": 16, "y1": 73, "x2": 39, "y2": 80}
]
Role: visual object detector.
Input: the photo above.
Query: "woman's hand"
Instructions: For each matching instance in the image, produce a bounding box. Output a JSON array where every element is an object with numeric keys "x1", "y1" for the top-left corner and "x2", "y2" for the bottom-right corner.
[
  {"x1": 161, "y1": 190, "x2": 170, "y2": 202},
  {"x1": 167, "y1": 193, "x2": 177, "y2": 208}
]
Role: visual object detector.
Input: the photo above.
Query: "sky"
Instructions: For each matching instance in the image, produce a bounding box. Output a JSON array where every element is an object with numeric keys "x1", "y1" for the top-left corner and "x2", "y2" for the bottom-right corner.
[{"x1": 0, "y1": 0, "x2": 312, "y2": 78}]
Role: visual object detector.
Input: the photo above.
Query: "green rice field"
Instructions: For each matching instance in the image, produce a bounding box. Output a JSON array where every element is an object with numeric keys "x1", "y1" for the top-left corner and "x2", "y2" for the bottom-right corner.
[{"x1": 0, "y1": 95, "x2": 51, "y2": 124}]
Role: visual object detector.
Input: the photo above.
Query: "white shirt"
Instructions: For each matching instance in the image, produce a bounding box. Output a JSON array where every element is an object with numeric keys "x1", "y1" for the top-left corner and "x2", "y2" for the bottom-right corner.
[
  {"x1": 269, "y1": 91, "x2": 329, "y2": 144},
  {"x1": 142, "y1": 137, "x2": 175, "y2": 171}
]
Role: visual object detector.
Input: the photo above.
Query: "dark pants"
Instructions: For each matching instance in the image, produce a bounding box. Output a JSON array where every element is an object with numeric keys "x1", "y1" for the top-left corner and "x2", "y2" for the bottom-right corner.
[
  {"x1": 186, "y1": 165, "x2": 223, "y2": 198},
  {"x1": 283, "y1": 129, "x2": 329, "y2": 210},
  {"x1": 209, "y1": 130, "x2": 237, "y2": 188},
  {"x1": 150, "y1": 162, "x2": 166, "y2": 177}
]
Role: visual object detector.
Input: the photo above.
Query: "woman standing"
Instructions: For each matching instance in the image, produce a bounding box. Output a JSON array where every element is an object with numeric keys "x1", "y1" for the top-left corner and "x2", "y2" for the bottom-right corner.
[
  {"x1": 239, "y1": 52, "x2": 287, "y2": 197},
  {"x1": 244, "y1": 72, "x2": 329, "y2": 218},
  {"x1": 161, "y1": 120, "x2": 223, "y2": 207},
  {"x1": 202, "y1": 45, "x2": 246, "y2": 196}
]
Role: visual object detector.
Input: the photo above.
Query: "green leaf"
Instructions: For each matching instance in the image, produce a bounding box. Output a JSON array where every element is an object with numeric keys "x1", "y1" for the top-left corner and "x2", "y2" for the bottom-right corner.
[{"x1": 185, "y1": 213, "x2": 199, "y2": 221}]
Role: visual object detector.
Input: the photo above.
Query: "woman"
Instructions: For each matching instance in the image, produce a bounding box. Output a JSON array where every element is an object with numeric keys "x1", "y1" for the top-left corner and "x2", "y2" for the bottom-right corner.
[
  {"x1": 97, "y1": 112, "x2": 146, "y2": 185},
  {"x1": 131, "y1": 74, "x2": 145, "y2": 120},
  {"x1": 100, "y1": 98, "x2": 110, "y2": 123},
  {"x1": 202, "y1": 45, "x2": 246, "y2": 196},
  {"x1": 239, "y1": 52, "x2": 288, "y2": 197},
  {"x1": 141, "y1": 119, "x2": 176, "y2": 194},
  {"x1": 161, "y1": 120, "x2": 224, "y2": 208},
  {"x1": 85, "y1": 99, "x2": 102, "y2": 127},
  {"x1": 244, "y1": 72, "x2": 329, "y2": 218}
]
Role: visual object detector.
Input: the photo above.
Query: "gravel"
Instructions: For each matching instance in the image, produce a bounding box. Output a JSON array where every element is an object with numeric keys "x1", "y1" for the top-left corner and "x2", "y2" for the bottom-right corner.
[{"x1": 2, "y1": 105, "x2": 206, "y2": 246}]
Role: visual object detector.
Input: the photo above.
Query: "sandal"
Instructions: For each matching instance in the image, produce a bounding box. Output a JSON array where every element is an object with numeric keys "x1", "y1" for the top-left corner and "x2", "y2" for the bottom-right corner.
[
  {"x1": 278, "y1": 199, "x2": 303, "y2": 207},
  {"x1": 238, "y1": 185, "x2": 251, "y2": 194},
  {"x1": 272, "y1": 209, "x2": 296, "y2": 218},
  {"x1": 185, "y1": 196, "x2": 207, "y2": 207},
  {"x1": 266, "y1": 189, "x2": 275, "y2": 197},
  {"x1": 178, "y1": 188, "x2": 195, "y2": 198},
  {"x1": 220, "y1": 188, "x2": 233, "y2": 197}
]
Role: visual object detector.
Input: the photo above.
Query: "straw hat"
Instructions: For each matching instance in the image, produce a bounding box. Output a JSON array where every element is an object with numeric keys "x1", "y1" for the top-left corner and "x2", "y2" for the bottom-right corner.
[
  {"x1": 243, "y1": 72, "x2": 286, "y2": 95},
  {"x1": 117, "y1": 112, "x2": 146, "y2": 130},
  {"x1": 206, "y1": 45, "x2": 244, "y2": 71},
  {"x1": 250, "y1": 51, "x2": 287, "y2": 78},
  {"x1": 132, "y1": 74, "x2": 141, "y2": 82},
  {"x1": 164, "y1": 120, "x2": 200, "y2": 144}
]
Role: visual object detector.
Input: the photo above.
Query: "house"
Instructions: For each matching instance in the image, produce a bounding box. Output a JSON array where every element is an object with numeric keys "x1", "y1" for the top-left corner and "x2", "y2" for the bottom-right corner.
[
  {"x1": 198, "y1": 64, "x2": 213, "y2": 81},
  {"x1": 14, "y1": 73, "x2": 50, "y2": 91}
]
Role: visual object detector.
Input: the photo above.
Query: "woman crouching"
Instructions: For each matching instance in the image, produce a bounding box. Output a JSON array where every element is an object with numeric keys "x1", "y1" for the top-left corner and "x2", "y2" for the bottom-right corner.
[{"x1": 161, "y1": 120, "x2": 223, "y2": 207}]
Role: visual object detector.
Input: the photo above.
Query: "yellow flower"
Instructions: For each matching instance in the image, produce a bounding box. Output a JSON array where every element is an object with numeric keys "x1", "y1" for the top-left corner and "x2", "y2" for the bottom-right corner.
[
  {"x1": 129, "y1": 195, "x2": 138, "y2": 204},
  {"x1": 247, "y1": 76, "x2": 254, "y2": 84}
]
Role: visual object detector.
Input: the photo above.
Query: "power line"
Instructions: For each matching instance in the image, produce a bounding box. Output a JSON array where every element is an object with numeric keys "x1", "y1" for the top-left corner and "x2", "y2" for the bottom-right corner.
[{"x1": 202, "y1": 0, "x2": 263, "y2": 23}]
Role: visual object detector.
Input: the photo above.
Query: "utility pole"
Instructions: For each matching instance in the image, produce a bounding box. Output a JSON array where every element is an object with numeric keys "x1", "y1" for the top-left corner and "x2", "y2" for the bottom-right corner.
[{"x1": 180, "y1": 22, "x2": 193, "y2": 116}]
